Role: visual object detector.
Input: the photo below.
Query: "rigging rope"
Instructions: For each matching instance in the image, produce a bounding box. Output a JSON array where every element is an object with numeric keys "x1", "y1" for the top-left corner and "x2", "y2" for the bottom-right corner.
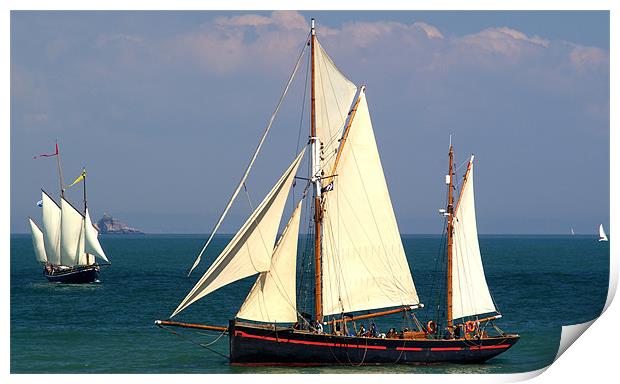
[
  {"x1": 156, "y1": 324, "x2": 229, "y2": 359},
  {"x1": 187, "y1": 31, "x2": 311, "y2": 277}
]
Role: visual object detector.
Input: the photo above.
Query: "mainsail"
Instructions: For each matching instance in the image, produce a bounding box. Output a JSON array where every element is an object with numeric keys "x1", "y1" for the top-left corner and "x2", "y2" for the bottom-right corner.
[
  {"x1": 172, "y1": 149, "x2": 305, "y2": 317},
  {"x1": 451, "y1": 156, "x2": 497, "y2": 320},
  {"x1": 28, "y1": 218, "x2": 48, "y2": 264},
  {"x1": 85, "y1": 208, "x2": 109, "y2": 263},
  {"x1": 320, "y1": 89, "x2": 420, "y2": 316},
  {"x1": 60, "y1": 197, "x2": 87, "y2": 266},
  {"x1": 41, "y1": 190, "x2": 61, "y2": 265},
  {"x1": 237, "y1": 200, "x2": 303, "y2": 323},
  {"x1": 599, "y1": 224, "x2": 608, "y2": 241},
  {"x1": 313, "y1": 38, "x2": 358, "y2": 180}
]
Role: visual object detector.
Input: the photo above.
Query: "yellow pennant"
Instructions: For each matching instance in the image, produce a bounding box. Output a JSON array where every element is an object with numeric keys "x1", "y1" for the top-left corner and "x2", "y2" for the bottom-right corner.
[{"x1": 66, "y1": 169, "x2": 86, "y2": 189}]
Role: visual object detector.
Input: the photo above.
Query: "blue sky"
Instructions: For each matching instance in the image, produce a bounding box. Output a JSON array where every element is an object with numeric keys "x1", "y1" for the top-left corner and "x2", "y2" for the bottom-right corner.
[{"x1": 10, "y1": 10, "x2": 609, "y2": 234}]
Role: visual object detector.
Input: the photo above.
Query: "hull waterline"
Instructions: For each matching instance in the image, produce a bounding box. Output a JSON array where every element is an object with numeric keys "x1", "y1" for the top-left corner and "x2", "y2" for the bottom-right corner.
[
  {"x1": 229, "y1": 321, "x2": 519, "y2": 366},
  {"x1": 44, "y1": 265, "x2": 100, "y2": 284}
]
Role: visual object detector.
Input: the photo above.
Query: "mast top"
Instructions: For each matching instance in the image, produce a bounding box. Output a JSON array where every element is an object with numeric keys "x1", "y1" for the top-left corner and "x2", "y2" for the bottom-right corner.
[{"x1": 311, "y1": 18, "x2": 315, "y2": 35}]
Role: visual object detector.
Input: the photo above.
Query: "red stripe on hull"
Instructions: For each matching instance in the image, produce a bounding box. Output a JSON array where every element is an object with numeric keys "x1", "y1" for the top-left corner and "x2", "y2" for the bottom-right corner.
[
  {"x1": 396, "y1": 346, "x2": 424, "y2": 351},
  {"x1": 234, "y1": 330, "x2": 387, "y2": 350},
  {"x1": 235, "y1": 330, "x2": 512, "y2": 352},
  {"x1": 229, "y1": 322, "x2": 520, "y2": 365}
]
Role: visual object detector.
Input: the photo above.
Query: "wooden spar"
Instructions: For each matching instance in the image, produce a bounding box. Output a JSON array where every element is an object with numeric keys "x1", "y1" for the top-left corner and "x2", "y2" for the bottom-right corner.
[
  {"x1": 454, "y1": 157, "x2": 472, "y2": 213},
  {"x1": 330, "y1": 307, "x2": 412, "y2": 324},
  {"x1": 476, "y1": 314, "x2": 501, "y2": 324},
  {"x1": 56, "y1": 140, "x2": 65, "y2": 199},
  {"x1": 155, "y1": 320, "x2": 228, "y2": 333},
  {"x1": 310, "y1": 18, "x2": 323, "y2": 323},
  {"x1": 446, "y1": 144, "x2": 454, "y2": 327},
  {"x1": 83, "y1": 168, "x2": 91, "y2": 265},
  {"x1": 321, "y1": 88, "x2": 363, "y2": 198}
]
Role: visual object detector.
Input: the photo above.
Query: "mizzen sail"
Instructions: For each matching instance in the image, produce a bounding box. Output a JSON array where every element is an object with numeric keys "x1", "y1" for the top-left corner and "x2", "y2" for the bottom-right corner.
[
  {"x1": 451, "y1": 156, "x2": 497, "y2": 320},
  {"x1": 237, "y1": 200, "x2": 303, "y2": 323},
  {"x1": 85, "y1": 208, "x2": 109, "y2": 262},
  {"x1": 321, "y1": 91, "x2": 420, "y2": 316},
  {"x1": 172, "y1": 149, "x2": 305, "y2": 317}
]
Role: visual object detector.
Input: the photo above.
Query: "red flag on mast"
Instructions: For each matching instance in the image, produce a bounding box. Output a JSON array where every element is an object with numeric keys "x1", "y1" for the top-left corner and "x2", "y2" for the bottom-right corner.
[{"x1": 33, "y1": 143, "x2": 59, "y2": 159}]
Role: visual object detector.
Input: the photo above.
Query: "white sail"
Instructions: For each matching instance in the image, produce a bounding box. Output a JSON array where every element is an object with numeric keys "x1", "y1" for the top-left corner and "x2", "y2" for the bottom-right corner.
[
  {"x1": 599, "y1": 224, "x2": 608, "y2": 241},
  {"x1": 41, "y1": 191, "x2": 61, "y2": 265},
  {"x1": 171, "y1": 149, "x2": 305, "y2": 317},
  {"x1": 451, "y1": 156, "x2": 497, "y2": 320},
  {"x1": 84, "y1": 208, "x2": 109, "y2": 263},
  {"x1": 28, "y1": 218, "x2": 47, "y2": 264},
  {"x1": 321, "y1": 91, "x2": 420, "y2": 316},
  {"x1": 60, "y1": 197, "x2": 86, "y2": 266},
  {"x1": 237, "y1": 200, "x2": 302, "y2": 323},
  {"x1": 314, "y1": 38, "x2": 358, "y2": 182}
]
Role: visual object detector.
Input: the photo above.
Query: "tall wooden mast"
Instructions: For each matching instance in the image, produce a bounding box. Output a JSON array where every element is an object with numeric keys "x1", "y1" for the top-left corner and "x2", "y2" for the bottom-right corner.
[
  {"x1": 83, "y1": 168, "x2": 91, "y2": 265},
  {"x1": 310, "y1": 18, "x2": 323, "y2": 322},
  {"x1": 56, "y1": 140, "x2": 65, "y2": 199},
  {"x1": 446, "y1": 143, "x2": 455, "y2": 327}
]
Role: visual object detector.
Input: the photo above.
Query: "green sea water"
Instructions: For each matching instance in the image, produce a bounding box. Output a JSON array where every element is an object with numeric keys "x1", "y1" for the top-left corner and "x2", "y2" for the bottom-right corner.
[{"x1": 10, "y1": 234, "x2": 609, "y2": 373}]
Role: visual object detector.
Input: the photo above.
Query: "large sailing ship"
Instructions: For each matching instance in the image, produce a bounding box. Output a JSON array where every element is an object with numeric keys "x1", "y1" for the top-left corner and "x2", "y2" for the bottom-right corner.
[
  {"x1": 156, "y1": 19, "x2": 518, "y2": 365},
  {"x1": 29, "y1": 143, "x2": 110, "y2": 283}
]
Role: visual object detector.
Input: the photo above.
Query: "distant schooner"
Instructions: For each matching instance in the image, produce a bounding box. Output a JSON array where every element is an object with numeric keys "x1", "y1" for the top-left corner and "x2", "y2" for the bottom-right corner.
[
  {"x1": 156, "y1": 19, "x2": 518, "y2": 365},
  {"x1": 28, "y1": 142, "x2": 110, "y2": 283}
]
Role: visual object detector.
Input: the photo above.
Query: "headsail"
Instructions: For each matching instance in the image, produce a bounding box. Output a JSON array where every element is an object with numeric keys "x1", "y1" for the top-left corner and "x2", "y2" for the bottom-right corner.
[
  {"x1": 60, "y1": 197, "x2": 86, "y2": 266},
  {"x1": 41, "y1": 190, "x2": 61, "y2": 265},
  {"x1": 85, "y1": 208, "x2": 109, "y2": 262},
  {"x1": 599, "y1": 224, "x2": 608, "y2": 241},
  {"x1": 236, "y1": 200, "x2": 303, "y2": 323},
  {"x1": 28, "y1": 218, "x2": 48, "y2": 264},
  {"x1": 451, "y1": 156, "x2": 497, "y2": 320},
  {"x1": 321, "y1": 90, "x2": 420, "y2": 316},
  {"x1": 313, "y1": 38, "x2": 358, "y2": 182},
  {"x1": 171, "y1": 149, "x2": 305, "y2": 317}
]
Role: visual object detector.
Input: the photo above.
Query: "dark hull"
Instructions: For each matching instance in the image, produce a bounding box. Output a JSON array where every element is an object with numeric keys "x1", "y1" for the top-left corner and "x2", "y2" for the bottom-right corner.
[
  {"x1": 44, "y1": 265, "x2": 100, "y2": 284},
  {"x1": 229, "y1": 321, "x2": 519, "y2": 366}
]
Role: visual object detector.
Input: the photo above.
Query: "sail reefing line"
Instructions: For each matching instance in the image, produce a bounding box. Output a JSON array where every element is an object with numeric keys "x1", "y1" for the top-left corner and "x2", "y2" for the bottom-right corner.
[
  {"x1": 172, "y1": 149, "x2": 306, "y2": 318},
  {"x1": 187, "y1": 33, "x2": 311, "y2": 277}
]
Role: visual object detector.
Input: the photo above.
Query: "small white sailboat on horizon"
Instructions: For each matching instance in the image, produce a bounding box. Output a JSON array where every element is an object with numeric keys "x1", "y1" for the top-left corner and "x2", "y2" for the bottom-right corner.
[{"x1": 598, "y1": 224, "x2": 608, "y2": 242}]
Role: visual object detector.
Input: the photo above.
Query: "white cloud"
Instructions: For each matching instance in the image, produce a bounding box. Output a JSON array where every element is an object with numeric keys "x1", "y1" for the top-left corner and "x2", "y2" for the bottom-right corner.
[
  {"x1": 456, "y1": 27, "x2": 550, "y2": 60},
  {"x1": 215, "y1": 14, "x2": 273, "y2": 28},
  {"x1": 413, "y1": 22, "x2": 444, "y2": 40},
  {"x1": 165, "y1": 12, "x2": 607, "y2": 77},
  {"x1": 569, "y1": 45, "x2": 607, "y2": 70}
]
